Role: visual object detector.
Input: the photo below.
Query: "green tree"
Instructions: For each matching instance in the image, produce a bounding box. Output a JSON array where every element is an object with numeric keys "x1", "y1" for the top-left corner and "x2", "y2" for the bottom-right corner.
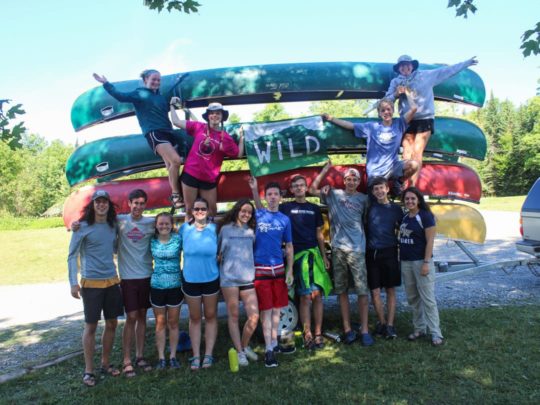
[
  {"x1": 228, "y1": 112, "x2": 242, "y2": 124},
  {"x1": 252, "y1": 104, "x2": 291, "y2": 122},
  {"x1": 447, "y1": 1, "x2": 539, "y2": 57},
  {"x1": 0, "y1": 100, "x2": 27, "y2": 149},
  {"x1": 143, "y1": 0, "x2": 200, "y2": 14},
  {"x1": 308, "y1": 100, "x2": 370, "y2": 118}
]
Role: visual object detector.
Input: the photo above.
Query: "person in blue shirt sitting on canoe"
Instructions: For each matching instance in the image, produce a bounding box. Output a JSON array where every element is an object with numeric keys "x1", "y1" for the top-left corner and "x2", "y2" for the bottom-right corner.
[
  {"x1": 322, "y1": 89, "x2": 418, "y2": 197},
  {"x1": 93, "y1": 70, "x2": 185, "y2": 209},
  {"x1": 383, "y1": 55, "x2": 478, "y2": 185}
]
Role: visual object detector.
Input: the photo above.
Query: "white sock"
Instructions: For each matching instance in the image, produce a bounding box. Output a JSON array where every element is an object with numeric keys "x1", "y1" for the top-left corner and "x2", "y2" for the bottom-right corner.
[
  {"x1": 271, "y1": 339, "x2": 278, "y2": 348},
  {"x1": 265, "y1": 344, "x2": 273, "y2": 352}
]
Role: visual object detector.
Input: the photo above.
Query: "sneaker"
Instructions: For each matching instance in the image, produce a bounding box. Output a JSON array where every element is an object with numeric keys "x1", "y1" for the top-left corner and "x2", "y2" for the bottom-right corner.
[
  {"x1": 238, "y1": 351, "x2": 249, "y2": 366},
  {"x1": 374, "y1": 322, "x2": 387, "y2": 337},
  {"x1": 264, "y1": 350, "x2": 278, "y2": 368},
  {"x1": 169, "y1": 358, "x2": 180, "y2": 369},
  {"x1": 273, "y1": 344, "x2": 296, "y2": 354},
  {"x1": 386, "y1": 325, "x2": 398, "y2": 339},
  {"x1": 343, "y1": 330, "x2": 358, "y2": 345},
  {"x1": 156, "y1": 359, "x2": 167, "y2": 370},
  {"x1": 361, "y1": 333, "x2": 375, "y2": 347},
  {"x1": 243, "y1": 346, "x2": 258, "y2": 362}
]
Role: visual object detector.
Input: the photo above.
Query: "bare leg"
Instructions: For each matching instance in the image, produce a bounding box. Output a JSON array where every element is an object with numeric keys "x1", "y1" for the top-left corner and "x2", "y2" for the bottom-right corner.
[
  {"x1": 82, "y1": 322, "x2": 98, "y2": 374},
  {"x1": 387, "y1": 287, "x2": 397, "y2": 326},
  {"x1": 299, "y1": 295, "x2": 313, "y2": 339},
  {"x1": 222, "y1": 287, "x2": 243, "y2": 352},
  {"x1": 185, "y1": 295, "x2": 202, "y2": 358},
  {"x1": 402, "y1": 160, "x2": 419, "y2": 185},
  {"x1": 156, "y1": 143, "x2": 183, "y2": 195},
  {"x1": 371, "y1": 288, "x2": 386, "y2": 325},
  {"x1": 260, "y1": 309, "x2": 273, "y2": 348},
  {"x1": 358, "y1": 295, "x2": 369, "y2": 334},
  {"x1": 134, "y1": 308, "x2": 147, "y2": 359},
  {"x1": 153, "y1": 307, "x2": 167, "y2": 359},
  {"x1": 239, "y1": 288, "x2": 259, "y2": 349},
  {"x1": 339, "y1": 292, "x2": 352, "y2": 333},
  {"x1": 181, "y1": 182, "x2": 200, "y2": 221},
  {"x1": 410, "y1": 130, "x2": 432, "y2": 185},
  {"x1": 202, "y1": 294, "x2": 219, "y2": 356},
  {"x1": 401, "y1": 132, "x2": 415, "y2": 161},
  {"x1": 271, "y1": 307, "x2": 281, "y2": 344},
  {"x1": 312, "y1": 290, "x2": 323, "y2": 337},
  {"x1": 199, "y1": 187, "x2": 218, "y2": 218},
  {"x1": 167, "y1": 306, "x2": 181, "y2": 359},
  {"x1": 102, "y1": 319, "x2": 118, "y2": 368},
  {"x1": 122, "y1": 311, "x2": 137, "y2": 366}
]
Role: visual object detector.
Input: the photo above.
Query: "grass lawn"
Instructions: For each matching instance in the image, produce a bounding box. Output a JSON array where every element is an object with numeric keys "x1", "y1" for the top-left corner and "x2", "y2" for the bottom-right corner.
[
  {"x1": 1, "y1": 305, "x2": 539, "y2": 404},
  {"x1": 464, "y1": 195, "x2": 526, "y2": 212},
  {"x1": 0, "y1": 227, "x2": 70, "y2": 285}
]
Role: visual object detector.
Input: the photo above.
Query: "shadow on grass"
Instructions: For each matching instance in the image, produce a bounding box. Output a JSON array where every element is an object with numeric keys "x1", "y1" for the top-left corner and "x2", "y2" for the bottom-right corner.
[{"x1": 1, "y1": 305, "x2": 539, "y2": 404}]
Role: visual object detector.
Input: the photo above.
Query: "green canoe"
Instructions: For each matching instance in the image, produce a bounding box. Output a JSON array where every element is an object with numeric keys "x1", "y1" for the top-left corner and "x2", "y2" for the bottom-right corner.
[
  {"x1": 71, "y1": 61, "x2": 486, "y2": 131},
  {"x1": 66, "y1": 116, "x2": 485, "y2": 186}
]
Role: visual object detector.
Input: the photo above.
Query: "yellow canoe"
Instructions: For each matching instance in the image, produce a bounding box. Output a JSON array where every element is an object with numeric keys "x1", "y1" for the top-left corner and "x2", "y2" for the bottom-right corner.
[{"x1": 322, "y1": 202, "x2": 486, "y2": 244}]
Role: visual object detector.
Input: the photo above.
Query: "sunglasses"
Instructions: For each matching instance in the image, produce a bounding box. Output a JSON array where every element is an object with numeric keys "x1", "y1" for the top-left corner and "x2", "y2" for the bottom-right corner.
[{"x1": 193, "y1": 207, "x2": 208, "y2": 212}]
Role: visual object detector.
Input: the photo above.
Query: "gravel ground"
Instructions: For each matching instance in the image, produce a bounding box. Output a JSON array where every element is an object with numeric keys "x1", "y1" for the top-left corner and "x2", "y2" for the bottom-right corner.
[{"x1": 1, "y1": 210, "x2": 539, "y2": 379}]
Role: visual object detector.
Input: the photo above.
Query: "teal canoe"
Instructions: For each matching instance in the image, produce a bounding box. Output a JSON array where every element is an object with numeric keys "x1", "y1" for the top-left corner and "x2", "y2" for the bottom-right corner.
[
  {"x1": 65, "y1": 116, "x2": 485, "y2": 186},
  {"x1": 71, "y1": 61, "x2": 486, "y2": 131}
]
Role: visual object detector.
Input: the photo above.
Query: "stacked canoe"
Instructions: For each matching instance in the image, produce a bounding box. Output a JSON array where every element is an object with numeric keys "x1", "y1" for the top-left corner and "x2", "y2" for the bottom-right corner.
[{"x1": 65, "y1": 61, "x2": 487, "y2": 243}]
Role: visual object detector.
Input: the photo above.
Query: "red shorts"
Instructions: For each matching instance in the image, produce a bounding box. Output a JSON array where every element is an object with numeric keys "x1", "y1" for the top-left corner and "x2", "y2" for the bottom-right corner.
[
  {"x1": 120, "y1": 278, "x2": 151, "y2": 313},
  {"x1": 254, "y1": 277, "x2": 288, "y2": 311}
]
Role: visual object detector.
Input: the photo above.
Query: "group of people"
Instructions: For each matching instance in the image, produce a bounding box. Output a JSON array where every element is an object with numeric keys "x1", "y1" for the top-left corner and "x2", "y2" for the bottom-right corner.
[{"x1": 71, "y1": 55, "x2": 478, "y2": 386}]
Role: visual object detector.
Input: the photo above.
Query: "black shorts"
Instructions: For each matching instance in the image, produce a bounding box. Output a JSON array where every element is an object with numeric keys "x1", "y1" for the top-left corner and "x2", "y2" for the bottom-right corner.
[
  {"x1": 366, "y1": 247, "x2": 401, "y2": 290},
  {"x1": 145, "y1": 130, "x2": 180, "y2": 155},
  {"x1": 405, "y1": 119, "x2": 435, "y2": 135},
  {"x1": 181, "y1": 171, "x2": 217, "y2": 190},
  {"x1": 182, "y1": 277, "x2": 220, "y2": 297},
  {"x1": 81, "y1": 284, "x2": 124, "y2": 323},
  {"x1": 150, "y1": 287, "x2": 184, "y2": 308}
]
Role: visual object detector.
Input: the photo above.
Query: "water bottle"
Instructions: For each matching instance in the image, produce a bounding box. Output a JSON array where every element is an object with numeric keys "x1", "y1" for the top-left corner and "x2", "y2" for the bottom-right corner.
[
  {"x1": 228, "y1": 348, "x2": 239, "y2": 372},
  {"x1": 323, "y1": 331, "x2": 342, "y2": 343},
  {"x1": 294, "y1": 331, "x2": 303, "y2": 348}
]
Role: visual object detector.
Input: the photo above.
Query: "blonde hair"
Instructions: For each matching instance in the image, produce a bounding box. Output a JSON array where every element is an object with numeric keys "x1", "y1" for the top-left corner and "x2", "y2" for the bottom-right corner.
[{"x1": 377, "y1": 98, "x2": 395, "y2": 114}]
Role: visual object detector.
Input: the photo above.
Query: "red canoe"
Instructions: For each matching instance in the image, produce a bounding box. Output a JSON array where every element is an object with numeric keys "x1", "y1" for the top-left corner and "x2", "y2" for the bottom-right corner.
[{"x1": 63, "y1": 162, "x2": 481, "y2": 227}]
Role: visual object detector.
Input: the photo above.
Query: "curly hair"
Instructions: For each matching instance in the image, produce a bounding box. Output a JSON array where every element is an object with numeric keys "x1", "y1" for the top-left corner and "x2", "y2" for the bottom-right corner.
[
  {"x1": 217, "y1": 199, "x2": 256, "y2": 233},
  {"x1": 79, "y1": 199, "x2": 117, "y2": 227}
]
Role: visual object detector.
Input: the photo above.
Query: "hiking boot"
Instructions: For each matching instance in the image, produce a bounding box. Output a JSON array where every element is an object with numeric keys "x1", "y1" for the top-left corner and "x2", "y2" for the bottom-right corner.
[
  {"x1": 238, "y1": 351, "x2": 249, "y2": 366},
  {"x1": 244, "y1": 346, "x2": 258, "y2": 362},
  {"x1": 374, "y1": 322, "x2": 387, "y2": 337},
  {"x1": 343, "y1": 330, "x2": 358, "y2": 344},
  {"x1": 264, "y1": 350, "x2": 278, "y2": 368},
  {"x1": 385, "y1": 325, "x2": 398, "y2": 339}
]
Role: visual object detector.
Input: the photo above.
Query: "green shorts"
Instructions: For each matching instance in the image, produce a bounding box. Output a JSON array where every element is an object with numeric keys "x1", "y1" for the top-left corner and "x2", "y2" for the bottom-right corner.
[{"x1": 331, "y1": 248, "x2": 369, "y2": 295}]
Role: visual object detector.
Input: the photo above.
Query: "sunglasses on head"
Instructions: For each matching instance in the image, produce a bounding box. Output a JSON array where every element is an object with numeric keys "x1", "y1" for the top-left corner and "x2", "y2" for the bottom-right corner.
[{"x1": 193, "y1": 207, "x2": 208, "y2": 212}]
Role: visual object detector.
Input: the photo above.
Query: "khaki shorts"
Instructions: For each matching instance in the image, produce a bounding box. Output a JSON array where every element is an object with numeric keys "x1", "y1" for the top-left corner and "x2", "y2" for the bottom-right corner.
[{"x1": 331, "y1": 248, "x2": 369, "y2": 295}]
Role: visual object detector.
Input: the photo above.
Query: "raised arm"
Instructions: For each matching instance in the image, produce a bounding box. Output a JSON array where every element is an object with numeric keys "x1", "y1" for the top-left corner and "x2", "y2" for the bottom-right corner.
[
  {"x1": 427, "y1": 57, "x2": 478, "y2": 87},
  {"x1": 93, "y1": 73, "x2": 141, "y2": 103},
  {"x1": 322, "y1": 114, "x2": 354, "y2": 131},
  {"x1": 308, "y1": 160, "x2": 332, "y2": 198},
  {"x1": 248, "y1": 176, "x2": 264, "y2": 209},
  {"x1": 170, "y1": 97, "x2": 187, "y2": 129}
]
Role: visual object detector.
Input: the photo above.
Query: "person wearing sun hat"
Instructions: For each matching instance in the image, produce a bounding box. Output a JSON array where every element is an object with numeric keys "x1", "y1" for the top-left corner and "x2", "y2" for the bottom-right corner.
[
  {"x1": 68, "y1": 190, "x2": 123, "y2": 387},
  {"x1": 383, "y1": 54, "x2": 478, "y2": 185},
  {"x1": 170, "y1": 101, "x2": 243, "y2": 219}
]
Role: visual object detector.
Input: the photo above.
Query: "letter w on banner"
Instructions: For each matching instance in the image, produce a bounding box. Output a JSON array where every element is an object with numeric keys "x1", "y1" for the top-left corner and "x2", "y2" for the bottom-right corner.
[{"x1": 242, "y1": 116, "x2": 328, "y2": 177}]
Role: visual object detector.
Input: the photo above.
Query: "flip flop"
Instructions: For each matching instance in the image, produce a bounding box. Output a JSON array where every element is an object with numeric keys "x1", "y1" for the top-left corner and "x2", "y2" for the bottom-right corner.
[
  {"x1": 431, "y1": 336, "x2": 445, "y2": 346},
  {"x1": 407, "y1": 331, "x2": 427, "y2": 341}
]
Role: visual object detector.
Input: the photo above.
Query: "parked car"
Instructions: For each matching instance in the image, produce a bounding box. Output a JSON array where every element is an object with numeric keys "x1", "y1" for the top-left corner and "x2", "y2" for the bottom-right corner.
[{"x1": 516, "y1": 178, "x2": 540, "y2": 257}]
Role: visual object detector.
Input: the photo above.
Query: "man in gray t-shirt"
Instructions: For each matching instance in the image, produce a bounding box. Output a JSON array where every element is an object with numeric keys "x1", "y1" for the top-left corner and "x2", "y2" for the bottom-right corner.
[{"x1": 309, "y1": 161, "x2": 374, "y2": 347}]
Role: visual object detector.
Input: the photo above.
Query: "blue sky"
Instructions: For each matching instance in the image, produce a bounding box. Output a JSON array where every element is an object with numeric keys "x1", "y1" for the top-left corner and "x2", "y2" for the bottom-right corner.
[{"x1": 2, "y1": 0, "x2": 539, "y2": 144}]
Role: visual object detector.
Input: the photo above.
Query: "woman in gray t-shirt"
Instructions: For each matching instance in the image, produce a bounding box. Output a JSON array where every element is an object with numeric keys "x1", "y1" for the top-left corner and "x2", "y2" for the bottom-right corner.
[{"x1": 217, "y1": 199, "x2": 259, "y2": 365}]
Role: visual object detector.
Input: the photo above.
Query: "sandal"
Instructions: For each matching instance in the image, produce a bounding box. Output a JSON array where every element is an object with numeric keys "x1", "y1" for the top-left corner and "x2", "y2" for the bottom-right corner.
[
  {"x1": 407, "y1": 331, "x2": 427, "y2": 341},
  {"x1": 431, "y1": 336, "x2": 445, "y2": 347},
  {"x1": 83, "y1": 372, "x2": 96, "y2": 387},
  {"x1": 303, "y1": 333, "x2": 315, "y2": 350},
  {"x1": 169, "y1": 193, "x2": 184, "y2": 209},
  {"x1": 314, "y1": 334, "x2": 325, "y2": 350},
  {"x1": 122, "y1": 363, "x2": 136, "y2": 378},
  {"x1": 201, "y1": 354, "x2": 215, "y2": 369},
  {"x1": 135, "y1": 357, "x2": 152, "y2": 372},
  {"x1": 189, "y1": 356, "x2": 201, "y2": 371},
  {"x1": 99, "y1": 364, "x2": 120, "y2": 377}
]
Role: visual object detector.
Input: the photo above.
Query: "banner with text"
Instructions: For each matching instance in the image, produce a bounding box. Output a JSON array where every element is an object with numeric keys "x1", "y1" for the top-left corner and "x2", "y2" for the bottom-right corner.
[{"x1": 243, "y1": 116, "x2": 328, "y2": 177}]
